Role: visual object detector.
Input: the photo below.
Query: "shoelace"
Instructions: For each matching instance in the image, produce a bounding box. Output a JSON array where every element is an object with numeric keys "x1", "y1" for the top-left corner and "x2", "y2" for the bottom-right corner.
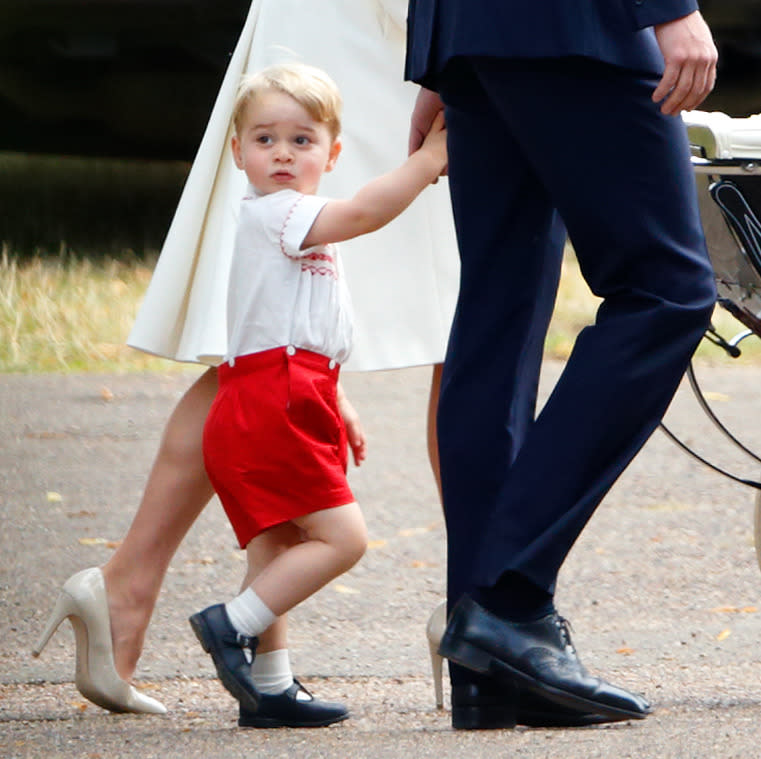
[{"x1": 554, "y1": 615, "x2": 578, "y2": 659}]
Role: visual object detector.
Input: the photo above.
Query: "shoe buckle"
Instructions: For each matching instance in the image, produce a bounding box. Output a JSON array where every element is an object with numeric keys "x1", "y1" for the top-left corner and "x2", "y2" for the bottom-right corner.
[{"x1": 236, "y1": 633, "x2": 256, "y2": 649}]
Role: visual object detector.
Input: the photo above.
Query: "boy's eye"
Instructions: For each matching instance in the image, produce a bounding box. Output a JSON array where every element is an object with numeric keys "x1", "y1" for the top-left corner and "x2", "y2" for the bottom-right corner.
[
  {"x1": 294, "y1": 136, "x2": 310, "y2": 146},
  {"x1": 256, "y1": 135, "x2": 272, "y2": 145}
]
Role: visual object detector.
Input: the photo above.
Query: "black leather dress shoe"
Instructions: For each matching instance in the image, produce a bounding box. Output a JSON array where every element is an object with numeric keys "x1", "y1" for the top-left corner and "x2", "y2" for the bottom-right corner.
[
  {"x1": 238, "y1": 679, "x2": 349, "y2": 728},
  {"x1": 451, "y1": 681, "x2": 620, "y2": 729},
  {"x1": 439, "y1": 596, "x2": 650, "y2": 722},
  {"x1": 189, "y1": 604, "x2": 260, "y2": 712}
]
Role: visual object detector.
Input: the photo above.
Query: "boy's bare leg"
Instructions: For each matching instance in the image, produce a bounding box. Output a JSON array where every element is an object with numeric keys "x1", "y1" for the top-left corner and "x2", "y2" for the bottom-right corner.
[
  {"x1": 241, "y1": 523, "x2": 306, "y2": 652},
  {"x1": 250, "y1": 503, "x2": 367, "y2": 617},
  {"x1": 102, "y1": 367, "x2": 218, "y2": 681}
]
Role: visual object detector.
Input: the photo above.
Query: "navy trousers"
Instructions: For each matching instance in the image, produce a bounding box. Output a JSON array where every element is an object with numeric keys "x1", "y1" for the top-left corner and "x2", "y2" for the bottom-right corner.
[{"x1": 437, "y1": 57, "x2": 717, "y2": 628}]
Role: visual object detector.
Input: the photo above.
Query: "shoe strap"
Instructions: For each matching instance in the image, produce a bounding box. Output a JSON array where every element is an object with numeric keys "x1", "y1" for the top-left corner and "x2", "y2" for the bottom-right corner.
[
  {"x1": 291, "y1": 678, "x2": 314, "y2": 701},
  {"x1": 235, "y1": 632, "x2": 257, "y2": 650}
]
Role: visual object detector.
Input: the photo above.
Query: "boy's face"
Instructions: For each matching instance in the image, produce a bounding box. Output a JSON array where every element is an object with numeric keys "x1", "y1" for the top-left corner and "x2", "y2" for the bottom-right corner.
[{"x1": 231, "y1": 89, "x2": 340, "y2": 196}]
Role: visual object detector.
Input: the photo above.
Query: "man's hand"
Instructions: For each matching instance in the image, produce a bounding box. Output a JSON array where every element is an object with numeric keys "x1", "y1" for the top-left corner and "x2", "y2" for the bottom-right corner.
[
  {"x1": 337, "y1": 383, "x2": 366, "y2": 466},
  {"x1": 653, "y1": 10, "x2": 718, "y2": 116},
  {"x1": 409, "y1": 87, "x2": 445, "y2": 155}
]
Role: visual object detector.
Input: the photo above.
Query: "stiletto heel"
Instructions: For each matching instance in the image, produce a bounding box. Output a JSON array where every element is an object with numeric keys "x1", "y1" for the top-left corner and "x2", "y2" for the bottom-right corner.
[
  {"x1": 426, "y1": 601, "x2": 447, "y2": 709},
  {"x1": 32, "y1": 567, "x2": 167, "y2": 714},
  {"x1": 33, "y1": 590, "x2": 77, "y2": 657}
]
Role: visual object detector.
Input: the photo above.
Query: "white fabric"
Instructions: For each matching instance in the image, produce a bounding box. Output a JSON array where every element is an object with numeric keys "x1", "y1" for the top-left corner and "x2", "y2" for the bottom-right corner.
[
  {"x1": 127, "y1": 0, "x2": 459, "y2": 371},
  {"x1": 251, "y1": 649, "x2": 294, "y2": 695},
  {"x1": 684, "y1": 110, "x2": 761, "y2": 160},
  {"x1": 226, "y1": 587, "x2": 277, "y2": 638},
  {"x1": 226, "y1": 188, "x2": 353, "y2": 365}
]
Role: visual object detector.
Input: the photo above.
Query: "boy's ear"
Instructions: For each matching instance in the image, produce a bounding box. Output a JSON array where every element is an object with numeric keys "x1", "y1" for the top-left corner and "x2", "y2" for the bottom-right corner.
[
  {"x1": 324, "y1": 137, "x2": 342, "y2": 173},
  {"x1": 231, "y1": 134, "x2": 244, "y2": 169}
]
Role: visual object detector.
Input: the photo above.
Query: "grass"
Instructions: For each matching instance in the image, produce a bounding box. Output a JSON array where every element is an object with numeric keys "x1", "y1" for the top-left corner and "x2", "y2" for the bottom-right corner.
[
  {"x1": 0, "y1": 245, "x2": 758, "y2": 374},
  {"x1": 547, "y1": 252, "x2": 761, "y2": 366},
  {"x1": 0, "y1": 248, "x2": 180, "y2": 373}
]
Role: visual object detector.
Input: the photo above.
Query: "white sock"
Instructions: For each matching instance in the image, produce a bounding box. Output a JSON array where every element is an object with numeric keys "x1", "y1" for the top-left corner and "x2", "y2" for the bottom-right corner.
[
  {"x1": 225, "y1": 588, "x2": 277, "y2": 638},
  {"x1": 251, "y1": 649, "x2": 295, "y2": 695}
]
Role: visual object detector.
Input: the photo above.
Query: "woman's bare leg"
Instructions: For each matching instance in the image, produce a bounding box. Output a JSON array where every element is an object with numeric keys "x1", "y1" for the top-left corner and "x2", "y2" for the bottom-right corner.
[
  {"x1": 428, "y1": 363, "x2": 443, "y2": 502},
  {"x1": 102, "y1": 367, "x2": 218, "y2": 680}
]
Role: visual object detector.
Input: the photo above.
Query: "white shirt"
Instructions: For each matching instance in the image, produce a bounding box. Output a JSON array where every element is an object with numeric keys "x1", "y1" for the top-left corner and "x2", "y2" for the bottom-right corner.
[{"x1": 225, "y1": 187, "x2": 354, "y2": 365}]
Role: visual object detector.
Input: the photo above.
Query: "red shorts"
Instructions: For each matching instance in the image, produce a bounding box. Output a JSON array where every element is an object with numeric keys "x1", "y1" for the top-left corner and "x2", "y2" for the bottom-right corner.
[{"x1": 202, "y1": 347, "x2": 354, "y2": 548}]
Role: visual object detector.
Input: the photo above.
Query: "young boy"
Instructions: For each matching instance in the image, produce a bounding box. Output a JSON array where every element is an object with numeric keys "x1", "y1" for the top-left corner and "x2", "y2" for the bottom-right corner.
[{"x1": 189, "y1": 62, "x2": 447, "y2": 719}]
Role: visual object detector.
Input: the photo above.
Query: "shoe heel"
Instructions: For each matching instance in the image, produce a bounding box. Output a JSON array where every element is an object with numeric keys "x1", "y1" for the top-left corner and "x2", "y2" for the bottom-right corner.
[
  {"x1": 438, "y1": 631, "x2": 493, "y2": 675},
  {"x1": 188, "y1": 614, "x2": 211, "y2": 653},
  {"x1": 429, "y1": 639, "x2": 444, "y2": 709},
  {"x1": 426, "y1": 602, "x2": 447, "y2": 709},
  {"x1": 452, "y1": 702, "x2": 518, "y2": 730},
  {"x1": 32, "y1": 591, "x2": 75, "y2": 657}
]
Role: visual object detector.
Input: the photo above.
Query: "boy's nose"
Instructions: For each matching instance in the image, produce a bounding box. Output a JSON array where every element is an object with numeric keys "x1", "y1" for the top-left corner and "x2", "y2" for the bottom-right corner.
[{"x1": 274, "y1": 143, "x2": 293, "y2": 162}]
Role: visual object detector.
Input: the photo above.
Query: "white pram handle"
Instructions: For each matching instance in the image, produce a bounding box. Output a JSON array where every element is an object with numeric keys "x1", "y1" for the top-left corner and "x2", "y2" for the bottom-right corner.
[
  {"x1": 685, "y1": 110, "x2": 761, "y2": 161},
  {"x1": 686, "y1": 110, "x2": 761, "y2": 337}
]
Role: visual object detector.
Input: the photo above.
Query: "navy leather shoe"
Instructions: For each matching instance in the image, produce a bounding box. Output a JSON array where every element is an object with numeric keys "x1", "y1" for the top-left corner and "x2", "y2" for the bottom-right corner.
[
  {"x1": 238, "y1": 680, "x2": 349, "y2": 728},
  {"x1": 189, "y1": 604, "x2": 260, "y2": 712},
  {"x1": 452, "y1": 680, "x2": 624, "y2": 729},
  {"x1": 440, "y1": 596, "x2": 650, "y2": 722}
]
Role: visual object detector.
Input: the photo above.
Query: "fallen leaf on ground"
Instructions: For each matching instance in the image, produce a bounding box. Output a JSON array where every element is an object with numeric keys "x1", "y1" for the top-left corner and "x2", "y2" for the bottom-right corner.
[
  {"x1": 616, "y1": 647, "x2": 635, "y2": 655},
  {"x1": 46, "y1": 491, "x2": 63, "y2": 502},
  {"x1": 711, "y1": 606, "x2": 757, "y2": 614},
  {"x1": 78, "y1": 537, "x2": 109, "y2": 546},
  {"x1": 367, "y1": 539, "x2": 387, "y2": 550},
  {"x1": 716, "y1": 628, "x2": 732, "y2": 641},
  {"x1": 398, "y1": 526, "x2": 431, "y2": 537},
  {"x1": 333, "y1": 584, "x2": 359, "y2": 595}
]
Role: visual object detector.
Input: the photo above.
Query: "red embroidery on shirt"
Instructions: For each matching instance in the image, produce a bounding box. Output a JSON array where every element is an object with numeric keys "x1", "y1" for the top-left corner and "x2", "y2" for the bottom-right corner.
[
  {"x1": 279, "y1": 196, "x2": 337, "y2": 278},
  {"x1": 303, "y1": 251, "x2": 334, "y2": 264},
  {"x1": 301, "y1": 262, "x2": 337, "y2": 279},
  {"x1": 279, "y1": 195, "x2": 307, "y2": 259}
]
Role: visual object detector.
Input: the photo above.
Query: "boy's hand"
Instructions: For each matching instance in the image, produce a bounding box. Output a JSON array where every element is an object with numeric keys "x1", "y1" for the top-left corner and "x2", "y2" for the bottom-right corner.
[{"x1": 337, "y1": 383, "x2": 366, "y2": 466}]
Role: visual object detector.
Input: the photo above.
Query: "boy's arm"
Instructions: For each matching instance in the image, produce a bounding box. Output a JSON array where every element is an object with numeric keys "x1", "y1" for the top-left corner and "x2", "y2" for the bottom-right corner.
[{"x1": 302, "y1": 112, "x2": 446, "y2": 248}]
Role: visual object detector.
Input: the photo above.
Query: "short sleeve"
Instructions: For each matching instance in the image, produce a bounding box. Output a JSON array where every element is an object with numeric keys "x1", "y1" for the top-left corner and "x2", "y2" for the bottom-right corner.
[{"x1": 260, "y1": 190, "x2": 330, "y2": 259}]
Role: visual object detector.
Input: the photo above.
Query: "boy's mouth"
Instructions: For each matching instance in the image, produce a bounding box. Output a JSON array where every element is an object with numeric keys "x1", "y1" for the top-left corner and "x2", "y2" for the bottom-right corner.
[{"x1": 271, "y1": 171, "x2": 295, "y2": 181}]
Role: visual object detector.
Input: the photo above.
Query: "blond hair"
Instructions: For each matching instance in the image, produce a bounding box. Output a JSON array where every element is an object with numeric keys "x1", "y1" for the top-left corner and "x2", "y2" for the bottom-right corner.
[{"x1": 232, "y1": 63, "x2": 342, "y2": 140}]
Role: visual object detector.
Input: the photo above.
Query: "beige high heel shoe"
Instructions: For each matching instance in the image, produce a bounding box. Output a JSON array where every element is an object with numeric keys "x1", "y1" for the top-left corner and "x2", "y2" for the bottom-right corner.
[
  {"x1": 32, "y1": 567, "x2": 166, "y2": 714},
  {"x1": 426, "y1": 601, "x2": 447, "y2": 709}
]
